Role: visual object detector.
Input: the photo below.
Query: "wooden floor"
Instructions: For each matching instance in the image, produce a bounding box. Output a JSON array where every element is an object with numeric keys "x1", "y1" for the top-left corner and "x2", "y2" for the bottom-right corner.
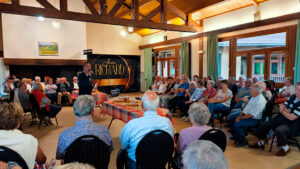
[{"x1": 22, "y1": 93, "x2": 300, "y2": 169}]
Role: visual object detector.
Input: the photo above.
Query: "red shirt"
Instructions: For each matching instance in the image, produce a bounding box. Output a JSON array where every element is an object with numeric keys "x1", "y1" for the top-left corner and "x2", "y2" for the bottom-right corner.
[
  {"x1": 32, "y1": 89, "x2": 50, "y2": 111},
  {"x1": 199, "y1": 88, "x2": 217, "y2": 105}
]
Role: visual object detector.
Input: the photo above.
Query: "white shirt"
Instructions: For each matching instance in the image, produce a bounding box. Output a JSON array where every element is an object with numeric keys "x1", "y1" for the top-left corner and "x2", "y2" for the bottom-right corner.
[
  {"x1": 216, "y1": 89, "x2": 233, "y2": 107},
  {"x1": 0, "y1": 129, "x2": 38, "y2": 169},
  {"x1": 73, "y1": 83, "x2": 79, "y2": 90},
  {"x1": 243, "y1": 94, "x2": 267, "y2": 119}
]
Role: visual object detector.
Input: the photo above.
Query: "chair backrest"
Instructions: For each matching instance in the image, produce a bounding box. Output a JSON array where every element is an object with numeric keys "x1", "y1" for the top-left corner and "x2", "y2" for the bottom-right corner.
[
  {"x1": 199, "y1": 129, "x2": 227, "y2": 152},
  {"x1": 135, "y1": 130, "x2": 174, "y2": 169},
  {"x1": 29, "y1": 94, "x2": 40, "y2": 111},
  {"x1": 0, "y1": 146, "x2": 28, "y2": 169},
  {"x1": 261, "y1": 95, "x2": 276, "y2": 121},
  {"x1": 64, "y1": 135, "x2": 110, "y2": 169}
]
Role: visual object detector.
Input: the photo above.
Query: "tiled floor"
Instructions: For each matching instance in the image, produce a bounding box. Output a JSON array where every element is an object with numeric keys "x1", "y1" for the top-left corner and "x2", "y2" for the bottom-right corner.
[{"x1": 22, "y1": 93, "x2": 300, "y2": 169}]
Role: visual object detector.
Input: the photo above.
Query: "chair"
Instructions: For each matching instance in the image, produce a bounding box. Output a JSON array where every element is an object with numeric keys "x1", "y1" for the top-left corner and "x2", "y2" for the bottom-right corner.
[
  {"x1": 64, "y1": 135, "x2": 110, "y2": 169},
  {"x1": 0, "y1": 146, "x2": 28, "y2": 169},
  {"x1": 199, "y1": 129, "x2": 227, "y2": 152},
  {"x1": 215, "y1": 110, "x2": 230, "y2": 128},
  {"x1": 29, "y1": 94, "x2": 58, "y2": 129},
  {"x1": 135, "y1": 130, "x2": 174, "y2": 169}
]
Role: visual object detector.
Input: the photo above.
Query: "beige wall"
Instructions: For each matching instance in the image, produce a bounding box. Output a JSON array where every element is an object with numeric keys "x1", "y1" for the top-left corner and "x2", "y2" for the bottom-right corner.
[{"x1": 86, "y1": 23, "x2": 142, "y2": 55}]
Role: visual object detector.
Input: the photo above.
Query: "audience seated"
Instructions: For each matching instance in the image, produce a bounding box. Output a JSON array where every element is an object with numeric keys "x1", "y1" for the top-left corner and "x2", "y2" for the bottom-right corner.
[
  {"x1": 70, "y1": 77, "x2": 79, "y2": 91},
  {"x1": 160, "y1": 77, "x2": 175, "y2": 108},
  {"x1": 0, "y1": 103, "x2": 47, "y2": 169},
  {"x1": 57, "y1": 77, "x2": 71, "y2": 105},
  {"x1": 56, "y1": 95, "x2": 113, "y2": 160},
  {"x1": 179, "y1": 80, "x2": 206, "y2": 121},
  {"x1": 249, "y1": 82, "x2": 300, "y2": 156},
  {"x1": 119, "y1": 91, "x2": 174, "y2": 168},
  {"x1": 252, "y1": 76, "x2": 259, "y2": 84},
  {"x1": 176, "y1": 103, "x2": 211, "y2": 155},
  {"x1": 228, "y1": 77, "x2": 239, "y2": 98},
  {"x1": 228, "y1": 84, "x2": 267, "y2": 147},
  {"x1": 151, "y1": 76, "x2": 162, "y2": 91},
  {"x1": 192, "y1": 75, "x2": 199, "y2": 82},
  {"x1": 34, "y1": 76, "x2": 45, "y2": 93},
  {"x1": 215, "y1": 79, "x2": 222, "y2": 90},
  {"x1": 232, "y1": 79, "x2": 252, "y2": 109},
  {"x1": 258, "y1": 81, "x2": 272, "y2": 101},
  {"x1": 156, "y1": 77, "x2": 167, "y2": 95},
  {"x1": 22, "y1": 78, "x2": 32, "y2": 93},
  {"x1": 32, "y1": 83, "x2": 62, "y2": 125},
  {"x1": 171, "y1": 76, "x2": 182, "y2": 93},
  {"x1": 182, "y1": 140, "x2": 228, "y2": 169},
  {"x1": 236, "y1": 77, "x2": 245, "y2": 88},
  {"x1": 56, "y1": 162, "x2": 95, "y2": 169},
  {"x1": 208, "y1": 80, "x2": 233, "y2": 126},
  {"x1": 269, "y1": 80, "x2": 277, "y2": 95},
  {"x1": 45, "y1": 78, "x2": 58, "y2": 104},
  {"x1": 198, "y1": 80, "x2": 217, "y2": 105},
  {"x1": 15, "y1": 82, "x2": 31, "y2": 113},
  {"x1": 168, "y1": 75, "x2": 190, "y2": 113},
  {"x1": 279, "y1": 77, "x2": 295, "y2": 100}
]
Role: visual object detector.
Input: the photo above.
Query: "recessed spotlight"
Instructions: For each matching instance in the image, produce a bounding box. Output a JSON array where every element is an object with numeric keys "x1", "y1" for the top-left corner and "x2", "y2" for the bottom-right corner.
[
  {"x1": 120, "y1": 30, "x2": 127, "y2": 37},
  {"x1": 51, "y1": 20, "x2": 61, "y2": 29}
]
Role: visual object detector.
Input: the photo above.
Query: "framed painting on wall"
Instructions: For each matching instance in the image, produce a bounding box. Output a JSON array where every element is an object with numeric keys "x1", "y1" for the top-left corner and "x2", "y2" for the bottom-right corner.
[{"x1": 38, "y1": 42, "x2": 59, "y2": 56}]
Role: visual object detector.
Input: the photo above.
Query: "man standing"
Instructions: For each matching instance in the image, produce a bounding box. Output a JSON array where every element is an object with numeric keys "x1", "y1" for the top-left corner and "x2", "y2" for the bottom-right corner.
[{"x1": 78, "y1": 62, "x2": 93, "y2": 95}]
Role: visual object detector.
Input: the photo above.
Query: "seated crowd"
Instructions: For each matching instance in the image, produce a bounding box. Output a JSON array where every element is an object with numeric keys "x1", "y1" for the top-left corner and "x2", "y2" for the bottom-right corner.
[{"x1": 152, "y1": 74, "x2": 300, "y2": 156}]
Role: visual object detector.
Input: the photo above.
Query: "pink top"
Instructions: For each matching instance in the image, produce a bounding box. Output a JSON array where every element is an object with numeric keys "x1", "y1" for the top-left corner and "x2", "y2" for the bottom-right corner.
[{"x1": 177, "y1": 125, "x2": 212, "y2": 155}]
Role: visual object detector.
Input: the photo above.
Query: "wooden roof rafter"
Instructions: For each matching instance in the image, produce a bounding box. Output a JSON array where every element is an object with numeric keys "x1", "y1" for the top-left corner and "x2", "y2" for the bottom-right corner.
[{"x1": 0, "y1": 0, "x2": 200, "y2": 32}]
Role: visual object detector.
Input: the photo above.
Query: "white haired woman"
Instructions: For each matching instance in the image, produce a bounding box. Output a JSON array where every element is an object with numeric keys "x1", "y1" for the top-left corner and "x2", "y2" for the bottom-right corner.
[{"x1": 176, "y1": 103, "x2": 212, "y2": 155}]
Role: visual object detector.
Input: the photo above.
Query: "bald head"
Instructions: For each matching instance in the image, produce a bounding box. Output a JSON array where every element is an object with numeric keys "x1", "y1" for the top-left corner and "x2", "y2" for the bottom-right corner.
[{"x1": 142, "y1": 90, "x2": 159, "y2": 111}]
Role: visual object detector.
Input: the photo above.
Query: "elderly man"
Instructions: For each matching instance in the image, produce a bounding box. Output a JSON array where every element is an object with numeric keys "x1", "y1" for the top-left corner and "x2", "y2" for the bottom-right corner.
[
  {"x1": 119, "y1": 91, "x2": 174, "y2": 168},
  {"x1": 168, "y1": 75, "x2": 190, "y2": 113},
  {"x1": 232, "y1": 78, "x2": 253, "y2": 109},
  {"x1": 249, "y1": 82, "x2": 300, "y2": 156},
  {"x1": 70, "y1": 77, "x2": 79, "y2": 91},
  {"x1": 182, "y1": 140, "x2": 228, "y2": 169},
  {"x1": 228, "y1": 83, "x2": 267, "y2": 147},
  {"x1": 252, "y1": 77, "x2": 259, "y2": 84},
  {"x1": 34, "y1": 76, "x2": 45, "y2": 93},
  {"x1": 57, "y1": 77, "x2": 71, "y2": 105},
  {"x1": 56, "y1": 95, "x2": 113, "y2": 160}
]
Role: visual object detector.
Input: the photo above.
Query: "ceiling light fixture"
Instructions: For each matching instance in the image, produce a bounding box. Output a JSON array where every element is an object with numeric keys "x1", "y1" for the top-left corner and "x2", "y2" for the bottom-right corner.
[
  {"x1": 51, "y1": 20, "x2": 61, "y2": 29},
  {"x1": 128, "y1": 27, "x2": 134, "y2": 32},
  {"x1": 37, "y1": 16, "x2": 45, "y2": 22},
  {"x1": 120, "y1": 30, "x2": 127, "y2": 37}
]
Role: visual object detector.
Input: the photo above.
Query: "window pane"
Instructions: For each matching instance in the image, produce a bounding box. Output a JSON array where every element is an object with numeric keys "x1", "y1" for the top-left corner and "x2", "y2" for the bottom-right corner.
[
  {"x1": 218, "y1": 41, "x2": 230, "y2": 79},
  {"x1": 252, "y1": 54, "x2": 265, "y2": 81},
  {"x1": 237, "y1": 32, "x2": 286, "y2": 51},
  {"x1": 270, "y1": 52, "x2": 285, "y2": 83},
  {"x1": 170, "y1": 60, "x2": 176, "y2": 77},
  {"x1": 158, "y1": 49, "x2": 175, "y2": 58},
  {"x1": 236, "y1": 55, "x2": 247, "y2": 80},
  {"x1": 157, "y1": 61, "x2": 162, "y2": 76},
  {"x1": 163, "y1": 61, "x2": 168, "y2": 77}
]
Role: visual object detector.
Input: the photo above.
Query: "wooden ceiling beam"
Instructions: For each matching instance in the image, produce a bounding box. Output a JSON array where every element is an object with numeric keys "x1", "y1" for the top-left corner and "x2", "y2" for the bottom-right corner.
[
  {"x1": 108, "y1": 0, "x2": 123, "y2": 16},
  {"x1": 11, "y1": 0, "x2": 19, "y2": 5},
  {"x1": 59, "y1": 0, "x2": 67, "y2": 11},
  {"x1": 82, "y1": 0, "x2": 99, "y2": 15},
  {"x1": 99, "y1": 0, "x2": 107, "y2": 15},
  {"x1": 115, "y1": 0, "x2": 153, "y2": 18},
  {"x1": 0, "y1": 2, "x2": 198, "y2": 32},
  {"x1": 139, "y1": 11, "x2": 300, "y2": 49},
  {"x1": 132, "y1": 0, "x2": 139, "y2": 20},
  {"x1": 160, "y1": 0, "x2": 167, "y2": 24},
  {"x1": 155, "y1": 0, "x2": 186, "y2": 21},
  {"x1": 141, "y1": 5, "x2": 160, "y2": 21},
  {"x1": 36, "y1": 0, "x2": 57, "y2": 10}
]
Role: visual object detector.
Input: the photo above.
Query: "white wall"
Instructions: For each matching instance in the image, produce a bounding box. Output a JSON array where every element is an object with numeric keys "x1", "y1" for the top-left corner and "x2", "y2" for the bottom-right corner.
[
  {"x1": 204, "y1": 0, "x2": 300, "y2": 32},
  {"x1": 191, "y1": 39, "x2": 199, "y2": 77},
  {"x1": 86, "y1": 23, "x2": 142, "y2": 55}
]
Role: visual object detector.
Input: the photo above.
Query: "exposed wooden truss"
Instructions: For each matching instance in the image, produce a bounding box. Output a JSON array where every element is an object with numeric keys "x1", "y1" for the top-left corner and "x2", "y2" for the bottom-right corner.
[{"x1": 0, "y1": 0, "x2": 199, "y2": 32}]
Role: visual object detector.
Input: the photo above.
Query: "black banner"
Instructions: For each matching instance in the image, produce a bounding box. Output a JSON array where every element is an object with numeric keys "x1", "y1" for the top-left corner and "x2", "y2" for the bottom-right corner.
[{"x1": 88, "y1": 54, "x2": 140, "y2": 92}]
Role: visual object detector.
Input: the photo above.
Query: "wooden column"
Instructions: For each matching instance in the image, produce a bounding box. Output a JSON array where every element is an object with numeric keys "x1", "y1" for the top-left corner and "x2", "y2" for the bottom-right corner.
[
  {"x1": 131, "y1": 0, "x2": 139, "y2": 20},
  {"x1": 199, "y1": 38, "x2": 203, "y2": 78},
  {"x1": 160, "y1": 0, "x2": 167, "y2": 24}
]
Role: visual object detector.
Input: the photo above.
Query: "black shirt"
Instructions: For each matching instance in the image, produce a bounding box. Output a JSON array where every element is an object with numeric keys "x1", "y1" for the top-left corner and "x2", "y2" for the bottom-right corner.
[{"x1": 78, "y1": 72, "x2": 93, "y2": 95}]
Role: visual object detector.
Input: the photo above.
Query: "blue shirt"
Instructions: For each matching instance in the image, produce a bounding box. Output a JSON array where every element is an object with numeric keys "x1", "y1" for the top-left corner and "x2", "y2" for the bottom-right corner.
[
  {"x1": 56, "y1": 118, "x2": 113, "y2": 159},
  {"x1": 119, "y1": 111, "x2": 174, "y2": 162},
  {"x1": 237, "y1": 87, "x2": 250, "y2": 98},
  {"x1": 190, "y1": 87, "x2": 206, "y2": 101},
  {"x1": 178, "y1": 82, "x2": 190, "y2": 97}
]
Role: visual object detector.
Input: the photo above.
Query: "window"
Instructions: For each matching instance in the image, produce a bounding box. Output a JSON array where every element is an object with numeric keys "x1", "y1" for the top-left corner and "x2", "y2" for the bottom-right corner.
[
  {"x1": 270, "y1": 52, "x2": 286, "y2": 83},
  {"x1": 218, "y1": 41, "x2": 230, "y2": 79},
  {"x1": 236, "y1": 55, "x2": 247, "y2": 80},
  {"x1": 154, "y1": 45, "x2": 180, "y2": 78}
]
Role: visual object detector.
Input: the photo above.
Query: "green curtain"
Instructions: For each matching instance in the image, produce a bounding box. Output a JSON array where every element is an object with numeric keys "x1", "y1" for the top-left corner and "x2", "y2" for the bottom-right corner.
[
  {"x1": 181, "y1": 41, "x2": 189, "y2": 77},
  {"x1": 144, "y1": 48, "x2": 153, "y2": 91},
  {"x1": 295, "y1": 20, "x2": 300, "y2": 84},
  {"x1": 207, "y1": 35, "x2": 218, "y2": 81}
]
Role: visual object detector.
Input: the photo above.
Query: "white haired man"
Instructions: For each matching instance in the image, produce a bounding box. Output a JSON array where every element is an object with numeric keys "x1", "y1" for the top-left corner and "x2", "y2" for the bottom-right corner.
[
  {"x1": 56, "y1": 95, "x2": 113, "y2": 160},
  {"x1": 228, "y1": 84, "x2": 267, "y2": 147},
  {"x1": 183, "y1": 140, "x2": 228, "y2": 169},
  {"x1": 119, "y1": 90, "x2": 174, "y2": 168}
]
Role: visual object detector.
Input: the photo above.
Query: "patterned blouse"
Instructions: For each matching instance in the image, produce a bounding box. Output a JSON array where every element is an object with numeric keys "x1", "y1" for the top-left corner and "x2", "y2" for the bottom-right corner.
[{"x1": 199, "y1": 88, "x2": 217, "y2": 105}]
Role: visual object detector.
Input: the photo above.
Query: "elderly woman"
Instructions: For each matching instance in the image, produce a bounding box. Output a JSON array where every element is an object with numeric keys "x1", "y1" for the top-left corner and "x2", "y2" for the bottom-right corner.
[
  {"x1": 32, "y1": 82, "x2": 62, "y2": 125},
  {"x1": 257, "y1": 81, "x2": 272, "y2": 101},
  {"x1": 45, "y1": 78, "x2": 58, "y2": 104},
  {"x1": 198, "y1": 80, "x2": 217, "y2": 105},
  {"x1": 208, "y1": 80, "x2": 233, "y2": 126},
  {"x1": 176, "y1": 103, "x2": 211, "y2": 155},
  {"x1": 0, "y1": 103, "x2": 47, "y2": 169}
]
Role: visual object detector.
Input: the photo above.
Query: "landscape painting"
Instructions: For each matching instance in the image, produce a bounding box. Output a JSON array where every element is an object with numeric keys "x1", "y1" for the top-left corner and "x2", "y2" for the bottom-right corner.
[{"x1": 38, "y1": 42, "x2": 59, "y2": 56}]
